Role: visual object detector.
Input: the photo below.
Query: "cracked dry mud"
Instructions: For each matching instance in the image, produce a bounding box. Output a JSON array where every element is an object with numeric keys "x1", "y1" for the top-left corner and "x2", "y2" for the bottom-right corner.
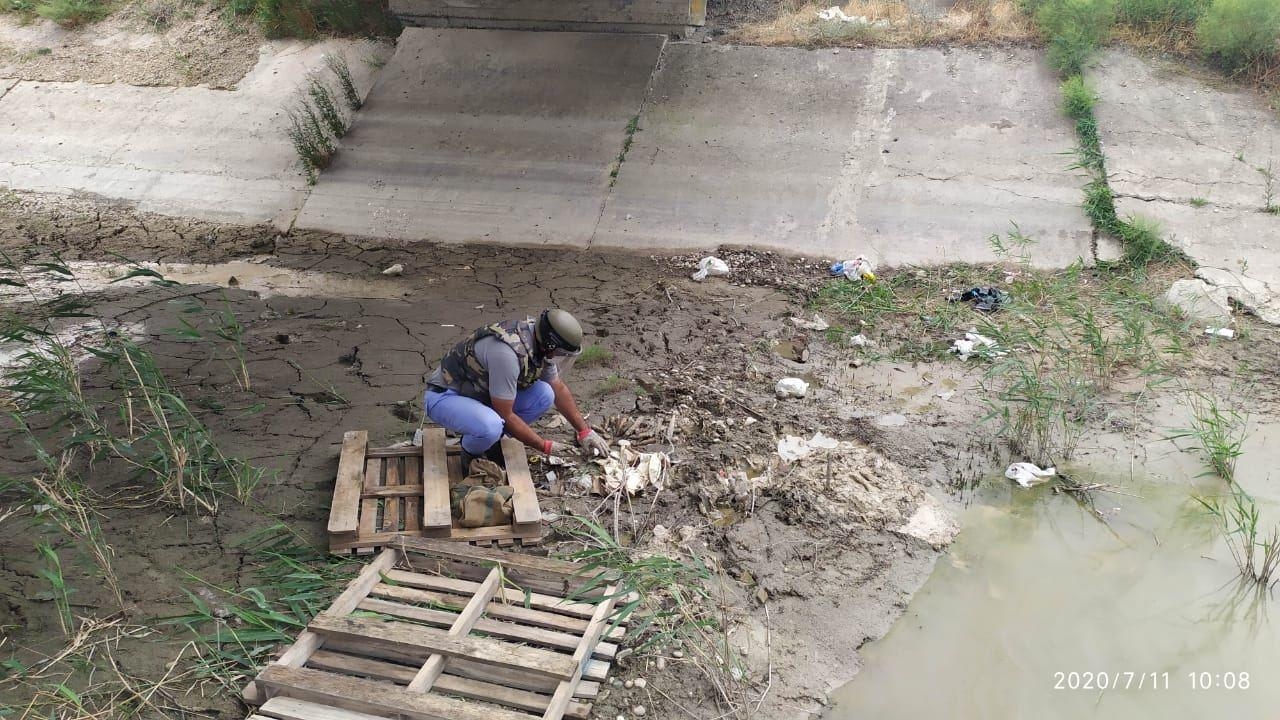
[
  {"x1": 7, "y1": 191, "x2": 1280, "y2": 718},
  {"x1": 0, "y1": 191, "x2": 993, "y2": 718}
]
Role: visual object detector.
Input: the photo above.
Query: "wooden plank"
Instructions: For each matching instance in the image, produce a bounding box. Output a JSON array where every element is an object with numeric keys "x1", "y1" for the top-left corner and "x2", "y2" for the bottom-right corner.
[
  {"x1": 404, "y1": 456, "x2": 421, "y2": 533},
  {"x1": 358, "y1": 460, "x2": 380, "y2": 541},
  {"x1": 542, "y1": 583, "x2": 620, "y2": 720},
  {"x1": 499, "y1": 437, "x2": 540, "y2": 525},
  {"x1": 259, "y1": 696, "x2": 389, "y2": 720},
  {"x1": 395, "y1": 536, "x2": 616, "y2": 582},
  {"x1": 256, "y1": 666, "x2": 532, "y2": 720},
  {"x1": 382, "y1": 571, "x2": 598, "y2": 619},
  {"x1": 422, "y1": 428, "x2": 453, "y2": 533},
  {"x1": 358, "y1": 597, "x2": 618, "y2": 659},
  {"x1": 368, "y1": 584, "x2": 624, "y2": 639},
  {"x1": 383, "y1": 458, "x2": 401, "y2": 533},
  {"x1": 360, "y1": 485, "x2": 424, "y2": 498},
  {"x1": 407, "y1": 567, "x2": 501, "y2": 693},
  {"x1": 308, "y1": 615, "x2": 577, "y2": 681},
  {"x1": 442, "y1": 524, "x2": 543, "y2": 542},
  {"x1": 367, "y1": 447, "x2": 426, "y2": 458},
  {"x1": 327, "y1": 431, "x2": 369, "y2": 534},
  {"x1": 307, "y1": 650, "x2": 594, "y2": 720},
  {"x1": 320, "y1": 637, "x2": 610, "y2": 689},
  {"x1": 245, "y1": 548, "x2": 398, "y2": 704}
]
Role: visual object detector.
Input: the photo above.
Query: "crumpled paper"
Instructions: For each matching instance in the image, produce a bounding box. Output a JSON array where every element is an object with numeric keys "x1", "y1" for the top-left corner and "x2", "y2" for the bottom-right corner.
[{"x1": 594, "y1": 440, "x2": 671, "y2": 495}]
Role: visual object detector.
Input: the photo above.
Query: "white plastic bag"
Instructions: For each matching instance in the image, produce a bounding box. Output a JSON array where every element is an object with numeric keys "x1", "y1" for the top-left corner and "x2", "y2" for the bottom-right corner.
[
  {"x1": 1205, "y1": 327, "x2": 1235, "y2": 339},
  {"x1": 775, "y1": 377, "x2": 809, "y2": 398},
  {"x1": 950, "y1": 329, "x2": 1000, "y2": 360},
  {"x1": 777, "y1": 432, "x2": 839, "y2": 462},
  {"x1": 691, "y1": 256, "x2": 730, "y2": 282},
  {"x1": 1005, "y1": 462, "x2": 1056, "y2": 488}
]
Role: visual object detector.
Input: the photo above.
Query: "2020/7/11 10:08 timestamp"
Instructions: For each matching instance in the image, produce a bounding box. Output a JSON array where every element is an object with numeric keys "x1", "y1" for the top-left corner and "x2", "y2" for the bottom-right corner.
[{"x1": 1052, "y1": 672, "x2": 1252, "y2": 690}]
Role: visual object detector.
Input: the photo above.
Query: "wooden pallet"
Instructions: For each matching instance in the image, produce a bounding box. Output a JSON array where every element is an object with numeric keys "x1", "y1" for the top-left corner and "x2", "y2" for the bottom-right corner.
[
  {"x1": 243, "y1": 537, "x2": 628, "y2": 720},
  {"x1": 328, "y1": 430, "x2": 544, "y2": 553}
]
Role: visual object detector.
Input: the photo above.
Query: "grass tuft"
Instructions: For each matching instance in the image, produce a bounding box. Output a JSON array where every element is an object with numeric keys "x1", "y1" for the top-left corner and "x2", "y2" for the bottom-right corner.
[
  {"x1": 33, "y1": 0, "x2": 109, "y2": 25},
  {"x1": 575, "y1": 344, "x2": 614, "y2": 368},
  {"x1": 1169, "y1": 391, "x2": 1247, "y2": 480},
  {"x1": 325, "y1": 54, "x2": 363, "y2": 112}
]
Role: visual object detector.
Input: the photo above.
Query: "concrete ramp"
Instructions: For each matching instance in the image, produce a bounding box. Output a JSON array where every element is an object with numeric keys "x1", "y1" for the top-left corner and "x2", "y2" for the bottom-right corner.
[
  {"x1": 292, "y1": 29, "x2": 665, "y2": 247},
  {"x1": 593, "y1": 45, "x2": 1092, "y2": 267}
]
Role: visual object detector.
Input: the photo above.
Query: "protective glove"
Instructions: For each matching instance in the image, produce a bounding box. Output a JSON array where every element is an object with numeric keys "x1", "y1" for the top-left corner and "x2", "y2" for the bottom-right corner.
[
  {"x1": 577, "y1": 428, "x2": 610, "y2": 458},
  {"x1": 542, "y1": 440, "x2": 573, "y2": 456}
]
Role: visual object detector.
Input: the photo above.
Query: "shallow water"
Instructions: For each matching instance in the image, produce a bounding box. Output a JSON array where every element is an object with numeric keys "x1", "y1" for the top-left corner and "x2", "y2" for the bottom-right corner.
[{"x1": 828, "y1": 456, "x2": 1280, "y2": 719}]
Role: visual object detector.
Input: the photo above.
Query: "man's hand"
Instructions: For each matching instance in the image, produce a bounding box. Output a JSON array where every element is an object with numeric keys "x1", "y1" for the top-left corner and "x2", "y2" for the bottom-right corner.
[
  {"x1": 542, "y1": 440, "x2": 573, "y2": 456},
  {"x1": 577, "y1": 429, "x2": 610, "y2": 458}
]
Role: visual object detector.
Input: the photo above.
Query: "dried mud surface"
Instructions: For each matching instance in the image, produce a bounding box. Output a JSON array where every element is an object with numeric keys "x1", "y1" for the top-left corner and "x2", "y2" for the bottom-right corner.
[
  {"x1": 0, "y1": 190, "x2": 996, "y2": 718},
  {"x1": 0, "y1": 6, "x2": 263, "y2": 88}
]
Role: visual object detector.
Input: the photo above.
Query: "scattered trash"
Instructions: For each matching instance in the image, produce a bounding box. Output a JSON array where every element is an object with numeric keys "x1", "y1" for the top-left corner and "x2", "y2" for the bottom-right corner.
[
  {"x1": 830, "y1": 255, "x2": 876, "y2": 282},
  {"x1": 1005, "y1": 462, "x2": 1056, "y2": 488},
  {"x1": 777, "y1": 432, "x2": 839, "y2": 462},
  {"x1": 412, "y1": 428, "x2": 424, "y2": 446},
  {"x1": 691, "y1": 256, "x2": 730, "y2": 282},
  {"x1": 816, "y1": 6, "x2": 887, "y2": 25},
  {"x1": 594, "y1": 440, "x2": 671, "y2": 496},
  {"x1": 848, "y1": 333, "x2": 875, "y2": 347},
  {"x1": 949, "y1": 329, "x2": 1001, "y2": 360},
  {"x1": 790, "y1": 314, "x2": 830, "y2": 331},
  {"x1": 381, "y1": 263, "x2": 404, "y2": 276},
  {"x1": 952, "y1": 286, "x2": 1009, "y2": 312},
  {"x1": 1205, "y1": 327, "x2": 1236, "y2": 339},
  {"x1": 774, "y1": 377, "x2": 810, "y2": 399}
]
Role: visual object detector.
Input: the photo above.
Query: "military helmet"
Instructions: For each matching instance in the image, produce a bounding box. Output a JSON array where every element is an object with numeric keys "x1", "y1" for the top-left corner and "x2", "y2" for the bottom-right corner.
[{"x1": 537, "y1": 309, "x2": 583, "y2": 354}]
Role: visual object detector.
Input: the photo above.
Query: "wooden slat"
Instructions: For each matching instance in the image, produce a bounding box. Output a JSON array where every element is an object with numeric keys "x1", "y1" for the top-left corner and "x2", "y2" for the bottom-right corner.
[
  {"x1": 407, "y1": 567, "x2": 501, "y2": 693},
  {"x1": 367, "y1": 447, "x2": 427, "y2": 458},
  {"x1": 422, "y1": 428, "x2": 453, "y2": 534},
  {"x1": 307, "y1": 650, "x2": 594, "y2": 720},
  {"x1": 382, "y1": 571, "x2": 598, "y2": 619},
  {"x1": 256, "y1": 665, "x2": 532, "y2": 720},
  {"x1": 308, "y1": 615, "x2": 577, "y2": 681},
  {"x1": 404, "y1": 456, "x2": 421, "y2": 533},
  {"x1": 369, "y1": 584, "x2": 623, "y2": 640},
  {"x1": 384, "y1": 458, "x2": 402, "y2": 533},
  {"x1": 361, "y1": 485, "x2": 425, "y2": 498},
  {"x1": 431, "y1": 524, "x2": 543, "y2": 542},
  {"x1": 320, "y1": 637, "x2": 611, "y2": 688},
  {"x1": 328, "y1": 431, "x2": 369, "y2": 534},
  {"x1": 358, "y1": 460, "x2": 380, "y2": 541},
  {"x1": 499, "y1": 437, "x2": 540, "y2": 525},
  {"x1": 357, "y1": 597, "x2": 618, "y2": 659},
  {"x1": 395, "y1": 537, "x2": 616, "y2": 582},
  {"x1": 259, "y1": 696, "x2": 388, "y2": 720},
  {"x1": 542, "y1": 583, "x2": 621, "y2": 720},
  {"x1": 393, "y1": 558, "x2": 599, "y2": 600},
  {"x1": 245, "y1": 549, "x2": 398, "y2": 704}
]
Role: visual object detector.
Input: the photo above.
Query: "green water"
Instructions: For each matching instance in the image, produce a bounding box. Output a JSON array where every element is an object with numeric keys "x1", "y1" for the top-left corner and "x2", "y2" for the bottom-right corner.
[{"x1": 828, "y1": 469, "x2": 1280, "y2": 719}]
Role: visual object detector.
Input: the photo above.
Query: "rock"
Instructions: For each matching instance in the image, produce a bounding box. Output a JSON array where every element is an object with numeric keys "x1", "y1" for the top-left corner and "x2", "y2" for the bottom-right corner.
[
  {"x1": 1163, "y1": 278, "x2": 1232, "y2": 322},
  {"x1": 656, "y1": 657, "x2": 667, "y2": 671},
  {"x1": 632, "y1": 705, "x2": 647, "y2": 717},
  {"x1": 1195, "y1": 267, "x2": 1280, "y2": 325},
  {"x1": 775, "y1": 377, "x2": 809, "y2": 399},
  {"x1": 634, "y1": 678, "x2": 647, "y2": 689},
  {"x1": 672, "y1": 649, "x2": 684, "y2": 659},
  {"x1": 754, "y1": 586, "x2": 768, "y2": 603},
  {"x1": 624, "y1": 680, "x2": 634, "y2": 689},
  {"x1": 381, "y1": 263, "x2": 404, "y2": 276}
]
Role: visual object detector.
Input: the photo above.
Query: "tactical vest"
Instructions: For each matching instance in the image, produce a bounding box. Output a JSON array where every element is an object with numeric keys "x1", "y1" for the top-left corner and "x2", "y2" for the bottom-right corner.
[{"x1": 438, "y1": 319, "x2": 544, "y2": 401}]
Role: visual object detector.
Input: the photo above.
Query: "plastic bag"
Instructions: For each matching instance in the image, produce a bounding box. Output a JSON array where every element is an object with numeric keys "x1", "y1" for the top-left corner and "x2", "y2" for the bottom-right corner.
[
  {"x1": 1005, "y1": 462, "x2": 1056, "y2": 488},
  {"x1": 830, "y1": 255, "x2": 876, "y2": 282},
  {"x1": 692, "y1": 257, "x2": 730, "y2": 282},
  {"x1": 775, "y1": 377, "x2": 809, "y2": 398}
]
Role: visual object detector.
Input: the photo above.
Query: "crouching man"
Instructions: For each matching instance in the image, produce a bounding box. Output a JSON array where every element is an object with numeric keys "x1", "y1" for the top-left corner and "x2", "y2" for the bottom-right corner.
[{"x1": 424, "y1": 309, "x2": 610, "y2": 470}]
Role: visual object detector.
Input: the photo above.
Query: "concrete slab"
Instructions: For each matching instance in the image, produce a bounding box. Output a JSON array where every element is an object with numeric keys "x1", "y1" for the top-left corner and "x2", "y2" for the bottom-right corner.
[
  {"x1": 0, "y1": 79, "x2": 15, "y2": 100},
  {"x1": 1093, "y1": 50, "x2": 1280, "y2": 320},
  {"x1": 293, "y1": 29, "x2": 666, "y2": 246},
  {"x1": 0, "y1": 40, "x2": 388, "y2": 227},
  {"x1": 594, "y1": 45, "x2": 1091, "y2": 268}
]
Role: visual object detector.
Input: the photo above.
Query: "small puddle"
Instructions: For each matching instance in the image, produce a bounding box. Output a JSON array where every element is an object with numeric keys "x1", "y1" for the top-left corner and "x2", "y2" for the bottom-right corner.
[{"x1": 827, "y1": 459, "x2": 1280, "y2": 718}]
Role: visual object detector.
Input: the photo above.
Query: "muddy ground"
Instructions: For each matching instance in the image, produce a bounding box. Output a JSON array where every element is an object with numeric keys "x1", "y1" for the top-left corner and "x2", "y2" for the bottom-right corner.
[
  {"x1": 2, "y1": 189, "x2": 1279, "y2": 720},
  {"x1": 0, "y1": 189, "x2": 1002, "y2": 718}
]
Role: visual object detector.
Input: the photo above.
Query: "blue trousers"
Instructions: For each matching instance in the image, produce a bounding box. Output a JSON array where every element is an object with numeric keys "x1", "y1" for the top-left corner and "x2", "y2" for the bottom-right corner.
[{"x1": 424, "y1": 381, "x2": 554, "y2": 454}]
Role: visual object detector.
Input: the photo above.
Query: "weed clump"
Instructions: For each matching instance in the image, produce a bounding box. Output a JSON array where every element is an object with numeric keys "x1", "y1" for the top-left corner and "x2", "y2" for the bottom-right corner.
[
  {"x1": 34, "y1": 0, "x2": 109, "y2": 26},
  {"x1": 1196, "y1": 0, "x2": 1280, "y2": 72},
  {"x1": 1030, "y1": 0, "x2": 1117, "y2": 75},
  {"x1": 1060, "y1": 75, "x2": 1098, "y2": 120},
  {"x1": 575, "y1": 344, "x2": 614, "y2": 368},
  {"x1": 1117, "y1": 0, "x2": 1207, "y2": 27},
  {"x1": 325, "y1": 54, "x2": 363, "y2": 112},
  {"x1": 223, "y1": 0, "x2": 400, "y2": 39},
  {"x1": 1117, "y1": 214, "x2": 1177, "y2": 265}
]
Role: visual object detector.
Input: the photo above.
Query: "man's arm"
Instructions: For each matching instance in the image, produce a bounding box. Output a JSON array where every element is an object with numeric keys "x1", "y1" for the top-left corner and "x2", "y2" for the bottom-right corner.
[{"x1": 548, "y1": 377, "x2": 590, "y2": 434}]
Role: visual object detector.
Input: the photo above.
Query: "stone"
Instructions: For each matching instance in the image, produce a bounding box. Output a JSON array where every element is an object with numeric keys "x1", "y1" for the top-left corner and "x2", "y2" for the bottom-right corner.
[
  {"x1": 1195, "y1": 267, "x2": 1280, "y2": 325},
  {"x1": 1163, "y1": 278, "x2": 1232, "y2": 323}
]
